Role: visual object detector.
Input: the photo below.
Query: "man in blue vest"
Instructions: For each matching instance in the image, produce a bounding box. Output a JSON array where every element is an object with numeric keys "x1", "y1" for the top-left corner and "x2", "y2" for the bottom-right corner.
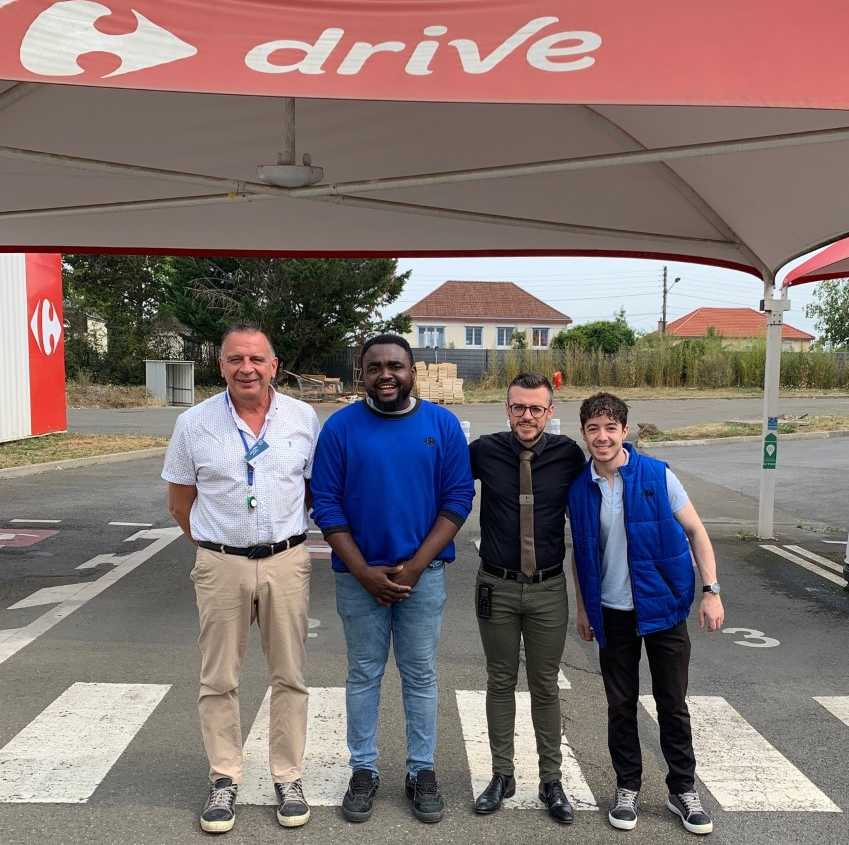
[{"x1": 568, "y1": 393, "x2": 724, "y2": 835}]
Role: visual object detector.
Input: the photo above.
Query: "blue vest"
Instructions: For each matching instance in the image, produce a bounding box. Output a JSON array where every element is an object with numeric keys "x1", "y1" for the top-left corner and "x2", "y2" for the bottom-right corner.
[{"x1": 568, "y1": 445, "x2": 694, "y2": 647}]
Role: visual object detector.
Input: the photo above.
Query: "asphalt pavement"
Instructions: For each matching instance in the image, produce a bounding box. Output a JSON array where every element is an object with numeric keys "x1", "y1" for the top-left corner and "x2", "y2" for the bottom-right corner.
[
  {"x1": 2, "y1": 402, "x2": 848, "y2": 845},
  {"x1": 67, "y1": 394, "x2": 849, "y2": 440}
]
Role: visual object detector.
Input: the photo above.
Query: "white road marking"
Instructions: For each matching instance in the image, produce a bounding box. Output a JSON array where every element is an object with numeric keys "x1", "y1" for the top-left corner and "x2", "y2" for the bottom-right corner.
[
  {"x1": 814, "y1": 697, "x2": 849, "y2": 728},
  {"x1": 456, "y1": 690, "x2": 596, "y2": 811},
  {"x1": 558, "y1": 669, "x2": 571, "y2": 690},
  {"x1": 8, "y1": 519, "x2": 61, "y2": 524},
  {"x1": 760, "y1": 544, "x2": 846, "y2": 586},
  {"x1": 76, "y1": 553, "x2": 123, "y2": 571},
  {"x1": 108, "y1": 522, "x2": 153, "y2": 527},
  {"x1": 474, "y1": 539, "x2": 481, "y2": 551},
  {"x1": 822, "y1": 540, "x2": 848, "y2": 545},
  {"x1": 641, "y1": 696, "x2": 840, "y2": 812},
  {"x1": 239, "y1": 687, "x2": 349, "y2": 805},
  {"x1": 8, "y1": 585, "x2": 87, "y2": 610},
  {"x1": 784, "y1": 545, "x2": 845, "y2": 575},
  {"x1": 722, "y1": 628, "x2": 780, "y2": 648},
  {"x1": 0, "y1": 683, "x2": 170, "y2": 803},
  {"x1": 0, "y1": 527, "x2": 183, "y2": 666}
]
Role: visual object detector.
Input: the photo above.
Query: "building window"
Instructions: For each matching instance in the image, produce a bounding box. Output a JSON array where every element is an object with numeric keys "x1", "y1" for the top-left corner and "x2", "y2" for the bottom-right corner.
[
  {"x1": 532, "y1": 327, "x2": 550, "y2": 347},
  {"x1": 418, "y1": 325, "x2": 445, "y2": 348},
  {"x1": 465, "y1": 326, "x2": 483, "y2": 347},
  {"x1": 496, "y1": 326, "x2": 515, "y2": 347}
]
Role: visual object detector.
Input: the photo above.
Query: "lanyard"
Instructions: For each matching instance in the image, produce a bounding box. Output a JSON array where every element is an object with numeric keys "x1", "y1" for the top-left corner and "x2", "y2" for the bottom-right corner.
[{"x1": 225, "y1": 393, "x2": 269, "y2": 488}]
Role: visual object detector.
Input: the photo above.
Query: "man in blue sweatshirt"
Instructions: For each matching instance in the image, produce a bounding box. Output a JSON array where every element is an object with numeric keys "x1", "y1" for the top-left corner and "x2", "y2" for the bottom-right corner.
[
  {"x1": 568, "y1": 393, "x2": 724, "y2": 836},
  {"x1": 311, "y1": 334, "x2": 474, "y2": 825}
]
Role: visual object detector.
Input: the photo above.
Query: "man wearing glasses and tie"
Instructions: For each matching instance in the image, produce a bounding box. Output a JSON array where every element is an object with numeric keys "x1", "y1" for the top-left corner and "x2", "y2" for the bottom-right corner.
[{"x1": 469, "y1": 373, "x2": 585, "y2": 824}]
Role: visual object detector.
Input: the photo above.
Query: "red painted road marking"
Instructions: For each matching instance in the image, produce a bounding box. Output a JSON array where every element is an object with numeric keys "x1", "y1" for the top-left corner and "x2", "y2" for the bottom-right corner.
[{"x1": 0, "y1": 529, "x2": 58, "y2": 549}]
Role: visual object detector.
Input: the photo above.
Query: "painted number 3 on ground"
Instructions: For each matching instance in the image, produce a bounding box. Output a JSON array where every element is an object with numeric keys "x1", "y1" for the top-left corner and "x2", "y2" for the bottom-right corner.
[{"x1": 723, "y1": 628, "x2": 780, "y2": 648}]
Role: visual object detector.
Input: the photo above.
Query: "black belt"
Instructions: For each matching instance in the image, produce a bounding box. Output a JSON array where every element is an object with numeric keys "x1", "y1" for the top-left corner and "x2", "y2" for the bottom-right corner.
[
  {"x1": 480, "y1": 561, "x2": 563, "y2": 584},
  {"x1": 197, "y1": 534, "x2": 307, "y2": 559}
]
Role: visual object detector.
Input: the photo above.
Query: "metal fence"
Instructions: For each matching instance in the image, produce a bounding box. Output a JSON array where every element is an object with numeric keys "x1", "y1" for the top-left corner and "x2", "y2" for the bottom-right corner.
[{"x1": 316, "y1": 347, "x2": 559, "y2": 387}]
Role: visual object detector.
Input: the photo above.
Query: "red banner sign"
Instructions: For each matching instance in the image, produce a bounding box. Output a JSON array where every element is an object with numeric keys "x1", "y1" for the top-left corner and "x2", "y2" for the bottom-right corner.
[
  {"x1": 1, "y1": 1, "x2": 849, "y2": 107},
  {"x1": 25, "y1": 253, "x2": 66, "y2": 436}
]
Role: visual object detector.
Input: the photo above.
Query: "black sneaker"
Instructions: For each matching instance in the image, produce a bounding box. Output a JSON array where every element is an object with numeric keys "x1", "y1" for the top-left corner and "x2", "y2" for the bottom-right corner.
[
  {"x1": 275, "y1": 779, "x2": 311, "y2": 828},
  {"x1": 608, "y1": 787, "x2": 639, "y2": 830},
  {"x1": 667, "y1": 790, "x2": 714, "y2": 834},
  {"x1": 200, "y1": 777, "x2": 237, "y2": 834},
  {"x1": 342, "y1": 769, "x2": 380, "y2": 822},
  {"x1": 405, "y1": 769, "x2": 444, "y2": 823}
]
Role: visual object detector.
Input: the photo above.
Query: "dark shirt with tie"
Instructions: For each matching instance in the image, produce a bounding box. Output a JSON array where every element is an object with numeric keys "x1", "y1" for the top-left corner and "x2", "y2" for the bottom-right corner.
[{"x1": 470, "y1": 431, "x2": 586, "y2": 572}]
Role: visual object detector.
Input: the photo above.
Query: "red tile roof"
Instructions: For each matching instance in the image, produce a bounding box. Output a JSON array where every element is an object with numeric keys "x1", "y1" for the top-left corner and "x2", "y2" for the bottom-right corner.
[
  {"x1": 665, "y1": 307, "x2": 814, "y2": 341},
  {"x1": 404, "y1": 281, "x2": 571, "y2": 322}
]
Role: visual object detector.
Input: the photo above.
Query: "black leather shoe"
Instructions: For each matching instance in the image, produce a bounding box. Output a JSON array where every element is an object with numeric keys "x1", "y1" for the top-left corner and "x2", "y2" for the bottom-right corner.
[
  {"x1": 539, "y1": 780, "x2": 574, "y2": 824},
  {"x1": 474, "y1": 773, "x2": 516, "y2": 814}
]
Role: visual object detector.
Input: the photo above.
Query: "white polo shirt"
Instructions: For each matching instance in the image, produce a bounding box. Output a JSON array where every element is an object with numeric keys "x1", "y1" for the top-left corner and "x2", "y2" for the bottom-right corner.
[{"x1": 162, "y1": 389, "x2": 320, "y2": 546}]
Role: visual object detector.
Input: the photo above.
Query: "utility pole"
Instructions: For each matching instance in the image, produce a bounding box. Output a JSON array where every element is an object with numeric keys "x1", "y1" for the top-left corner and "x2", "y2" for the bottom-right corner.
[{"x1": 660, "y1": 267, "x2": 680, "y2": 334}]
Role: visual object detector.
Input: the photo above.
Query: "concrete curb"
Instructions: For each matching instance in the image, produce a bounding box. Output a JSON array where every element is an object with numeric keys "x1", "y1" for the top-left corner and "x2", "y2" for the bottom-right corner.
[
  {"x1": 0, "y1": 447, "x2": 167, "y2": 480},
  {"x1": 640, "y1": 428, "x2": 849, "y2": 449}
]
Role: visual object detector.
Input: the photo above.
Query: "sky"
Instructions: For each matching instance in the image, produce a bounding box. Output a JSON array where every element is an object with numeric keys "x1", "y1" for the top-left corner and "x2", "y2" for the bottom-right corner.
[{"x1": 386, "y1": 256, "x2": 822, "y2": 338}]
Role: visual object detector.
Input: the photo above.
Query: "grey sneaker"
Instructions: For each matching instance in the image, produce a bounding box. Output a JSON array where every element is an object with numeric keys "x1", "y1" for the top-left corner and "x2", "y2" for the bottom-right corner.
[
  {"x1": 200, "y1": 777, "x2": 237, "y2": 834},
  {"x1": 275, "y1": 779, "x2": 311, "y2": 827},
  {"x1": 667, "y1": 790, "x2": 713, "y2": 834},
  {"x1": 608, "y1": 787, "x2": 639, "y2": 830}
]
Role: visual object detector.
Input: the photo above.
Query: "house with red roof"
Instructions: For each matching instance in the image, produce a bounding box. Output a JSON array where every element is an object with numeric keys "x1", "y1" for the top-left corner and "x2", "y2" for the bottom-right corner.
[
  {"x1": 665, "y1": 307, "x2": 814, "y2": 352},
  {"x1": 402, "y1": 281, "x2": 571, "y2": 349}
]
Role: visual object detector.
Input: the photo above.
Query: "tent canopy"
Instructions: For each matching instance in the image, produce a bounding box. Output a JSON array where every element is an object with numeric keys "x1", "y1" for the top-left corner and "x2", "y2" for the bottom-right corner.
[
  {"x1": 2, "y1": 1, "x2": 849, "y2": 275},
  {"x1": 785, "y1": 238, "x2": 849, "y2": 287}
]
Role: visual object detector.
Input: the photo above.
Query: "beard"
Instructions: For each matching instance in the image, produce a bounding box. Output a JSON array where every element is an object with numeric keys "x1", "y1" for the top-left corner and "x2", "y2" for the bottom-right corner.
[{"x1": 368, "y1": 381, "x2": 413, "y2": 412}]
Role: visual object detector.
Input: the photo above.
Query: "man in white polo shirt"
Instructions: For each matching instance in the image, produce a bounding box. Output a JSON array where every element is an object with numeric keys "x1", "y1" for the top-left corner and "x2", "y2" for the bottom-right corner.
[{"x1": 162, "y1": 324, "x2": 320, "y2": 834}]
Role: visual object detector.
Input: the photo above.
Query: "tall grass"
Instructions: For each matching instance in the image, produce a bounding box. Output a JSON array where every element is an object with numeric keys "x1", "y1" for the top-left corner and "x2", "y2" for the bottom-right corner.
[{"x1": 478, "y1": 337, "x2": 849, "y2": 390}]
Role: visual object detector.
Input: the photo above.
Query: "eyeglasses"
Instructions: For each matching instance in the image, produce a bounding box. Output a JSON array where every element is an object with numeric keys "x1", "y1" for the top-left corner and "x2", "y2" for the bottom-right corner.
[{"x1": 508, "y1": 403, "x2": 550, "y2": 419}]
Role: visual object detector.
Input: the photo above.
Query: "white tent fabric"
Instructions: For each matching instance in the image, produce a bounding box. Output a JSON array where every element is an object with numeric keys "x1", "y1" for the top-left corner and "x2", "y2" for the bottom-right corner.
[{"x1": 2, "y1": 87, "x2": 849, "y2": 273}]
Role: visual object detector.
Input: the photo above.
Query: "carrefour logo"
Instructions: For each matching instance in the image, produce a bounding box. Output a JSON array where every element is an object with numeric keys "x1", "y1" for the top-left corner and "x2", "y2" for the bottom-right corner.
[{"x1": 30, "y1": 298, "x2": 63, "y2": 356}]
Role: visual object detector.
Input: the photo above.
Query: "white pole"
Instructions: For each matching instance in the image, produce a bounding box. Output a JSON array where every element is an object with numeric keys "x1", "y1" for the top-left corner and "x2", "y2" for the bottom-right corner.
[
  {"x1": 757, "y1": 279, "x2": 789, "y2": 539},
  {"x1": 460, "y1": 420, "x2": 471, "y2": 444}
]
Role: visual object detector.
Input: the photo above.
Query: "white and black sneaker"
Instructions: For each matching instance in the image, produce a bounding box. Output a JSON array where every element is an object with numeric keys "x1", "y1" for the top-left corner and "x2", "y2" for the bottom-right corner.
[
  {"x1": 667, "y1": 790, "x2": 713, "y2": 834},
  {"x1": 608, "y1": 787, "x2": 639, "y2": 830},
  {"x1": 275, "y1": 779, "x2": 311, "y2": 827},
  {"x1": 200, "y1": 777, "x2": 238, "y2": 834}
]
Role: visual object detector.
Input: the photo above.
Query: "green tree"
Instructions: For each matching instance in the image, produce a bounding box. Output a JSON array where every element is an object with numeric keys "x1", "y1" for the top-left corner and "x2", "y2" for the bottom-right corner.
[
  {"x1": 511, "y1": 329, "x2": 528, "y2": 350},
  {"x1": 806, "y1": 279, "x2": 849, "y2": 349},
  {"x1": 552, "y1": 310, "x2": 636, "y2": 353},
  {"x1": 163, "y1": 257, "x2": 410, "y2": 370},
  {"x1": 63, "y1": 254, "x2": 171, "y2": 382}
]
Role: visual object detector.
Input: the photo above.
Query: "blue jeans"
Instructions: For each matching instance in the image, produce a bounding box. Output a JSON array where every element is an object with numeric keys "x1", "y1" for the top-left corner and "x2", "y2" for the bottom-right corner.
[{"x1": 335, "y1": 562, "x2": 447, "y2": 776}]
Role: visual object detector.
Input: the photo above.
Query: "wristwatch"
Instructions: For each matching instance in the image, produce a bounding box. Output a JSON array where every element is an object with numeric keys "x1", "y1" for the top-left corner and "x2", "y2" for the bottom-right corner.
[{"x1": 702, "y1": 582, "x2": 721, "y2": 595}]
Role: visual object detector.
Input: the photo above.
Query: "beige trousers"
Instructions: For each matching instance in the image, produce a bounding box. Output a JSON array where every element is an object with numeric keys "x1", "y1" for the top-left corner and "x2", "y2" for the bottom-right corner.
[{"x1": 191, "y1": 543, "x2": 311, "y2": 784}]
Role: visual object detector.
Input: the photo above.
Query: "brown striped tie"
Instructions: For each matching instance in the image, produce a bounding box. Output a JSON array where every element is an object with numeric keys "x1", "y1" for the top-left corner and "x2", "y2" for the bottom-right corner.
[{"x1": 518, "y1": 450, "x2": 536, "y2": 578}]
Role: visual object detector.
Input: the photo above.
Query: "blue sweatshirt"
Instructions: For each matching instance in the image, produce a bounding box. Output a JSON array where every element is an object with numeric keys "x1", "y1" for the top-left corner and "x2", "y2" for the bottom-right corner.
[{"x1": 310, "y1": 400, "x2": 475, "y2": 573}]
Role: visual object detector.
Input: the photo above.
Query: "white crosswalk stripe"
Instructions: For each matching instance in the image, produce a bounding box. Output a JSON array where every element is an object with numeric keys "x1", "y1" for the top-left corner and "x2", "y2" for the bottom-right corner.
[
  {"x1": 240, "y1": 686, "x2": 349, "y2": 805},
  {"x1": 1, "y1": 684, "x2": 847, "y2": 813},
  {"x1": 0, "y1": 683, "x2": 170, "y2": 803},
  {"x1": 641, "y1": 695, "x2": 841, "y2": 812},
  {"x1": 814, "y1": 696, "x2": 849, "y2": 729},
  {"x1": 783, "y1": 545, "x2": 846, "y2": 576},
  {"x1": 455, "y1": 690, "x2": 597, "y2": 811}
]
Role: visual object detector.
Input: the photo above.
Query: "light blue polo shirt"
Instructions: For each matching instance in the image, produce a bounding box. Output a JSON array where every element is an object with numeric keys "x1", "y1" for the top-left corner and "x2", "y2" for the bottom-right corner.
[{"x1": 591, "y1": 450, "x2": 690, "y2": 611}]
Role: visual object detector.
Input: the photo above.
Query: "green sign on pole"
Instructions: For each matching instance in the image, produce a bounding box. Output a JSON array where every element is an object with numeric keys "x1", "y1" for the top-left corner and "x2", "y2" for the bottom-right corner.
[{"x1": 763, "y1": 433, "x2": 778, "y2": 469}]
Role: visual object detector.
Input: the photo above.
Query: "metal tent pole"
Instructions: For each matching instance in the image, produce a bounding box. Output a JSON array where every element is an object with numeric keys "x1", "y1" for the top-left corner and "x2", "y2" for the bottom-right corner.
[{"x1": 757, "y1": 279, "x2": 789, "y2": 539}]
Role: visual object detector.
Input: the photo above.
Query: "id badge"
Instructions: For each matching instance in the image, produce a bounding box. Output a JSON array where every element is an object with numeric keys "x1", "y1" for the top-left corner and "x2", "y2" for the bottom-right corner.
[{"x1": 244, "y1": 438, "x2": 270, "y2": 466}]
